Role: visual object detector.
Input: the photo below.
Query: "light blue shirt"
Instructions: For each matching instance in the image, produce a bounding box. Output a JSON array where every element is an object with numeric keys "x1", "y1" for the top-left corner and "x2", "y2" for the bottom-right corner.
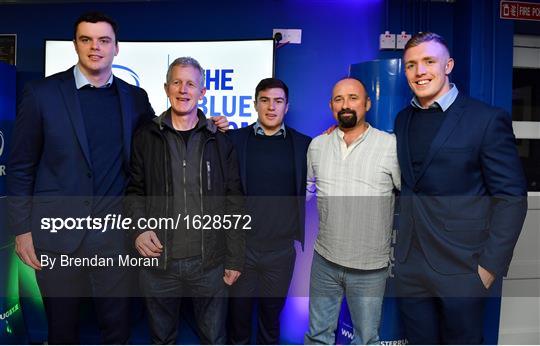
[
  {"x1": 253, "y1": 120, "x2": 287, "y2": 137},
  {"x1": 73, "y1": 64, "x2": 114, "y2": 89},
  {"x1": 410, "y1": 83, "x2": 459, "y2": 112}
]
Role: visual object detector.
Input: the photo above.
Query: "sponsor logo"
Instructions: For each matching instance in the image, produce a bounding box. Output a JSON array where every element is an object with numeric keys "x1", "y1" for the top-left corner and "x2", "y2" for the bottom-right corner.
[
  {"x1": 340, "y1": 327, "x2": 354, "y2": 340},
  {"x1": 112, "y1": 64, "x2": 141, "y2": 87},
  {"x1": 0, "y1": 130, "x2": 5, "y2": 176},
  {"x1": 380, "y1": 339, "x2": 409, "y2": 345},
  {"x1": 0, "y1": 303, "x2": 20, "y2": 320},
  {"x1": 0, "y1": 130, "x2": 4, "y2": 157}
]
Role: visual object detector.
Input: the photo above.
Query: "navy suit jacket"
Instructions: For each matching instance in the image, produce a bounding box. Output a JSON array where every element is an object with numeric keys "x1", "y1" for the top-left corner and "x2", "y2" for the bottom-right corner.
[
  {"x1": 7, "y1": 67, "x2": 154, "y2": 254},
  {"x1": 227, "y1": 124, "x2": 311, "y2": 249},
  {"x1": 394, "y1": 93, "x2": 527, "y2": 276}
]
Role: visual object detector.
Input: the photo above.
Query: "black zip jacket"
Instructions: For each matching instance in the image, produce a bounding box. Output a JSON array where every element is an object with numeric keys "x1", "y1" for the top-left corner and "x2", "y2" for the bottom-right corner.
[{"x1": 125, "y1": 109, "x2": 245, "y2": 271}]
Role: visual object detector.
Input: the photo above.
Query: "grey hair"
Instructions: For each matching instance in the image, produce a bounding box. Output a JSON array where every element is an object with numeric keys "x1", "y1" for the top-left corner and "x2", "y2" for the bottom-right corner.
[{"x1": 165, "y1": 56, "x2": 205, "y2": 88}]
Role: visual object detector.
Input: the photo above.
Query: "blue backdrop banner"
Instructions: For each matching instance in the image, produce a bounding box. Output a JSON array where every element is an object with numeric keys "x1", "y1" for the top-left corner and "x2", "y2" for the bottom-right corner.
[{"x1": 0, "y1": 61, "x2": 27, "y2": 344}]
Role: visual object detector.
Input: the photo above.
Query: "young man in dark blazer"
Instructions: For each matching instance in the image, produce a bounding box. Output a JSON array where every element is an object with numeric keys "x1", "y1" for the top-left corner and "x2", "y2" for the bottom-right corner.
[
  {"x1": 7, "y1": 12, "x2": 154, "y2": 344},
  {"x1": 227, "y1": 78, "x2": 311, "y2": 344},
  {"x1": 393, "y1": 32, "x2": 528, "y2": 344}
]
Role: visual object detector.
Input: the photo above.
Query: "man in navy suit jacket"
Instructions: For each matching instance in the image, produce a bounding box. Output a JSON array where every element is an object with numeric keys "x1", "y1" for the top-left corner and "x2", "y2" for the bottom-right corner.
[
  {"x1": 393, "y1": 32, "x2": 528, "y2": 344},
  {"x1": 6, "y1": 12, "x2": 155, "y2": 344}
]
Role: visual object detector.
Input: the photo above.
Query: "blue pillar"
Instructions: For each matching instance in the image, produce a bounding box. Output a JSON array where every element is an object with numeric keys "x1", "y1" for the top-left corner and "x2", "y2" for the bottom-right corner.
[{"x1": 334, "y1": 59, "x2": 410, "y2": 344}]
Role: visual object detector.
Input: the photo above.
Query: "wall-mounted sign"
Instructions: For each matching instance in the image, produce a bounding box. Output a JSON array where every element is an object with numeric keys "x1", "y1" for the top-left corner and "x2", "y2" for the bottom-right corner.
[
  {"x1": 500, "y1": 1, "x2": 540, "y2": 21},
  {"x1": 0, "y1": 35, "x2": 16, "y2": 66}
]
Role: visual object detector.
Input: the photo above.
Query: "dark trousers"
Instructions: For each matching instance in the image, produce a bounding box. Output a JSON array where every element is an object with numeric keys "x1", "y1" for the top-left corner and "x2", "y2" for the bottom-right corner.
[
  {"x1": 35, "y1": 249, "x2": 133, "y2": 344},
  {"x1": 395, "y1": 240, "x2": 489, "y2": 344},
  {"x1": 139, "y1": 256, "x2": 227, "y2": 344},
  {"x1": 40, "y1": 297, "x2": 130, "y2": 344},
  {"x1": 228, "y1": 245, "x2": 296, "y2": 344}
]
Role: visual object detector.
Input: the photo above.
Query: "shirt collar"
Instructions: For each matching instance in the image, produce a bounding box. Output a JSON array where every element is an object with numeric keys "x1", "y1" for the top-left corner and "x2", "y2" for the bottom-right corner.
[
  {"x1": 410, "y1": 83, "x2": 459, "y2": 112},
  {"x1": 74, "y1": 64, "x2": 114, "y2": 89},
  {"x1": 253, "y1": 120, "x2": 287, "y2": 137},
  {"x1": 336, "y1": 123, "x2": 371, "y2": 146}
]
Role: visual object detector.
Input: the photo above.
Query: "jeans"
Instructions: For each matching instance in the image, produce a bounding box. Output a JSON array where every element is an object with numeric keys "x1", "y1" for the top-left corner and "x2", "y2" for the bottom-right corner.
[
  {"x1": 305, "y1": 252, "x2": 388, "y2": 345},
  {"x1": 139, "y1": 256, "x2": 227, "y2": 344}
]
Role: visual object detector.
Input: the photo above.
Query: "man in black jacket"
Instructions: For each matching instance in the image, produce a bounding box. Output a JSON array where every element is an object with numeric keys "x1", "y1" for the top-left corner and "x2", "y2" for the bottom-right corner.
[
  {"x1": 227, "y1": 78, "x2": 311, "y2": 344},
  {"x1": 125, "y1": 57, "x2": 245, "y2": 344}
]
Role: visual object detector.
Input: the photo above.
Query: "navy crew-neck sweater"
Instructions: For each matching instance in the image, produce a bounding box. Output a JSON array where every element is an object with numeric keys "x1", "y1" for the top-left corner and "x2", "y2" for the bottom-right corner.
[
  {"x1": 245, "y1": 131, "x2": 299, "y2": 251},
  {"x1": 408, "y1": 106, "x2": 447, "y2": 178},
  {"x1": 77, "y1": 85, "x2": 124, "y2": 217}
]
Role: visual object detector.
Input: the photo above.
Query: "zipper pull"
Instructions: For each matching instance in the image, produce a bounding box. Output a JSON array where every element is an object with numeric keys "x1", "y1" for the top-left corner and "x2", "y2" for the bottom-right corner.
[
  {"x1": 206, "y1": 161, "x2": 212, "y2": 191},
  {"x1": 183, "y1": 160, "x2": 186, "y2": 168}
]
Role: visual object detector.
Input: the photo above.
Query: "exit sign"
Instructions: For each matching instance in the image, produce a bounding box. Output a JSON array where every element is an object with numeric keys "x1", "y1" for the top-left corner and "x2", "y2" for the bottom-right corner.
[{"x1": 500, "y1": 1, "x2": 540, "y2": 21}]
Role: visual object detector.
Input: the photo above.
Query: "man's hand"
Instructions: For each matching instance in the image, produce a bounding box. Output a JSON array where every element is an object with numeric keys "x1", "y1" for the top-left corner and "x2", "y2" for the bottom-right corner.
[
  {"x1": 324, "y1": 124, "x2": 337, "y2": 135},
  {"x1": 135, "y1": 231, "x2": 163, "y2": 257},
  {"x1": 478, "y1": 264, "x2": 496, "y2": 289},
  {"x1": 15, "y1": 232, "x2": 41, "y2": 270},
  {"x1": 212, "y1": 115, "x2": 230, "y2": 133},
  {"x1": 223, "y1": 269, "x2": 241, "y2": 285}
]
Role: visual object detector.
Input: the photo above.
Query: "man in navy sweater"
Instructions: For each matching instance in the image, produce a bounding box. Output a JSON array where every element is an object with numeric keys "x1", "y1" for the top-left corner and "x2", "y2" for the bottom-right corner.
[
  {"x1": 7, "y1": 12, "x2": 153, "y2": 344},
  {"x1": 227, "y1": 78, "x2": 311, "y2": 344}
]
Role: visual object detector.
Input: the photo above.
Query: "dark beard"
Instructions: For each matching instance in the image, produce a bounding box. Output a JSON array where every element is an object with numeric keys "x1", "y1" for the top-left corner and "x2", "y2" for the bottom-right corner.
[{"x1": 337, "y1": 108, "x2": 357, "y2": 129}]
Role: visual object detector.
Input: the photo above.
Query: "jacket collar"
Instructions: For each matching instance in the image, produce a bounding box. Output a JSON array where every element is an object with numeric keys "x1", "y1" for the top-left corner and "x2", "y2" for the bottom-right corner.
[{"x1": 154, "y1": 108, "x2": 216, "y2": 134}]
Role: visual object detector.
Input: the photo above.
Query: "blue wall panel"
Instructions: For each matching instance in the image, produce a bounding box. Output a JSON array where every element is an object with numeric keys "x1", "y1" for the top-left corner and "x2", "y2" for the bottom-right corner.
[{"x1": 0, "y1": 0, "x2": 384, "y2": 138}]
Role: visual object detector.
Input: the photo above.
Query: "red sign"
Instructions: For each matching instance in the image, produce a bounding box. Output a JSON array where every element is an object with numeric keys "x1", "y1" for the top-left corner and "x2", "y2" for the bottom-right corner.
[{"x1": 500, "y1": 1, "x2": 540, "y2": 21}]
